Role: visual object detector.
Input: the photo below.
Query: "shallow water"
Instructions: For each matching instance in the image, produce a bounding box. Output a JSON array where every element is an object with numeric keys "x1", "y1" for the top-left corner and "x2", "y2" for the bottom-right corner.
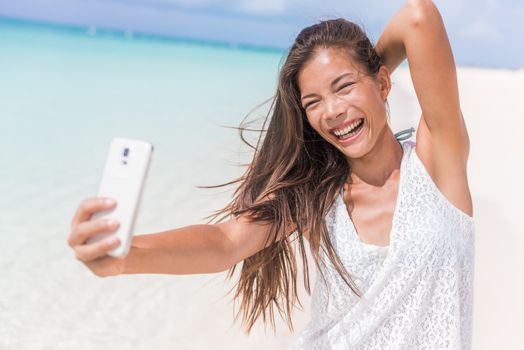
[{"x1": 0, "y1": 18, "x2": 308, "y2": 349}]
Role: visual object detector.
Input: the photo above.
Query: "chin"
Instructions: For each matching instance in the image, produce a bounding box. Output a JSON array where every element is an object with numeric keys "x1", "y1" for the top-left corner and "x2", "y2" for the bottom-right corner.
[{"x1": 341, "y1": 146, "x2": 367, "y2": 161}]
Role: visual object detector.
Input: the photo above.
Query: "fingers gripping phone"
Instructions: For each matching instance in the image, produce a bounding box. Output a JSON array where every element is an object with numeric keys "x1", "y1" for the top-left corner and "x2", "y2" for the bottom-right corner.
[{"x1": 87, "y1": 137, "x2": 154, "y2": 257}]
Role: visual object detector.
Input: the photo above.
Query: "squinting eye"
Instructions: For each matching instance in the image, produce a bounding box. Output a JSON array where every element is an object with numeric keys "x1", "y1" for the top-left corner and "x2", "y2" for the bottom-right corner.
[
  {"x1": 304, "y1": 101, "x2": 319, "y2": 110},
  {"x1": 338, "y1": 82, "x2": 355, "y2": 91}
]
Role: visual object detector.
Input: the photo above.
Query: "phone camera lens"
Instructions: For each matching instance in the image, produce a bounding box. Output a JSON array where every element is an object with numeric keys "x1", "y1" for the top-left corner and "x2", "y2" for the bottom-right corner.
[{"x1": 123, "y1": 148, "x2": 129, "y2": 157}]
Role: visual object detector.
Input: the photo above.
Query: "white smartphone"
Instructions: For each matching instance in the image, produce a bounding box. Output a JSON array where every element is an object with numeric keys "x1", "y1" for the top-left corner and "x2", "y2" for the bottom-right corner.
[{"x1": 87, "y1": 137, "x2": 154, "y2": 257}]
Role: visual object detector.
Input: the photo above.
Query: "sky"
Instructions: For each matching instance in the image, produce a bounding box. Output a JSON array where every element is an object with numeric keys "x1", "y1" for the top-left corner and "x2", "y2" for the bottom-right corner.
[{"x1": 0, "y1": 0, "x2": 522, "y2": 68}]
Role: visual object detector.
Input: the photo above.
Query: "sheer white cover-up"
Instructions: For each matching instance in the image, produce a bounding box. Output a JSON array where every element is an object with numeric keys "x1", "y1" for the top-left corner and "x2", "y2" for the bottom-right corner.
[{"x1": 289, "y1": 140, "x2": 475, "y2": 349}]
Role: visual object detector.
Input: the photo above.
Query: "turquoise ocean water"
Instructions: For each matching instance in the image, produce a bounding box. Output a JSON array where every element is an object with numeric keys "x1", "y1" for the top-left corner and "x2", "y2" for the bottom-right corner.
[
  {"x1": 0, "y1": 17, "x2": 284, "y2": 232},
  {"x1": 0, "y1": 19, "x2": 304, "y2": 349}
]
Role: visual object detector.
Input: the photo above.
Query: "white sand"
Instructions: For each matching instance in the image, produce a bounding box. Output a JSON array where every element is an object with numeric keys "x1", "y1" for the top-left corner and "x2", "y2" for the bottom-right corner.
[
  {"x1": 380, "y1": 66, "x2": 524, "y2": 349},
  {"x1": 457, "y1": 67, "x2": 524, "y2": 349},
  {"x1": 2, "y1": 66, "x2": 522, "y2": 349}
]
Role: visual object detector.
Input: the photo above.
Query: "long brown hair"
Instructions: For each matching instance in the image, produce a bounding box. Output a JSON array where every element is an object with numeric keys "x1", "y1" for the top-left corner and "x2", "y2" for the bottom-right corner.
[{"x1": 203, "y1": 18, "x2": 383, "y2": 333}]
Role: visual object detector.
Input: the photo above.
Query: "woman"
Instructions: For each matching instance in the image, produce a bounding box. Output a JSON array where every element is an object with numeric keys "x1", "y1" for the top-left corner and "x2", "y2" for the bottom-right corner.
[{"x1": 67, "y1": 0, "x2": 474, "y2": 348}]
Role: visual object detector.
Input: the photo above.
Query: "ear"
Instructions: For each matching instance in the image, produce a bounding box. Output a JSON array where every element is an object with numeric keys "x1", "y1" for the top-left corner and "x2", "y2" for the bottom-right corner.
[{"x1": 376, "y1": 65, "x2": 392, "y2": 101}]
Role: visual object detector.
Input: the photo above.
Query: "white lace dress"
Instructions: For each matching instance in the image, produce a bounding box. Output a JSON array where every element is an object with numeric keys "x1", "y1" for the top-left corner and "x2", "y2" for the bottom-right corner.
[{"x1": 289, "y1": 140, "x2": 475, "y2": 349}]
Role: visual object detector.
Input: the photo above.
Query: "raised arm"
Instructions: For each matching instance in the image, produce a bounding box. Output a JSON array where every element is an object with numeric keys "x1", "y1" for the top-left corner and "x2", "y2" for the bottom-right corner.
[
  {"x1": 375, "y1": 0, "x2": 472, "y2": 216},
  {"x1": 376, "y1": 0, "x2": 469, "y2": 157}
]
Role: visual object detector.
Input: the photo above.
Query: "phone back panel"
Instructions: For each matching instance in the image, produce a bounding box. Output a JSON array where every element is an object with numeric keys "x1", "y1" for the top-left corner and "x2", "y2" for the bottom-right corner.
[{"x1": 88, "y1": 137, "x2": 153, "y2": 257}]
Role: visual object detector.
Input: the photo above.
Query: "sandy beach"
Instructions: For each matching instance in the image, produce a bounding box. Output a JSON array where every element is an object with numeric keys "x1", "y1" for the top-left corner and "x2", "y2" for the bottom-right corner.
[
  {"x1": 457, "y1": 67, "x2": 524, "y2": 349},
  {"x1": 386, "y1": 66, "x2": 524, "y2": 349},
  {"x1": 1, "y1": 60, "x2": 523, "y2": 348}
]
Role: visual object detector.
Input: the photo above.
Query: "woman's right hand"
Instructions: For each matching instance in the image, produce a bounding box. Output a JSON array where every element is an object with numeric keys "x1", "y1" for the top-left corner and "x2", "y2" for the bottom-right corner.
[{"x1": 67, "y1": 197, "x2": 126, "y2": 277}]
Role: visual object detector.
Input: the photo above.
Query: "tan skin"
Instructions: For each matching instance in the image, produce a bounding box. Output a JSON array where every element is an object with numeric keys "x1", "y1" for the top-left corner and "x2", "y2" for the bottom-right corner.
[
  {"x1": 297, "y1": 0, "x2": 472, "y2": 247},
  {"x1": 299, "y1": 1, "x2": 473, "y2": 246},
  {"x1": 298, "y1": 48, "x2": 403, "y2": 246},
  {"x1": 67, "y1": 0, "x2": 472, "y2": 276}
]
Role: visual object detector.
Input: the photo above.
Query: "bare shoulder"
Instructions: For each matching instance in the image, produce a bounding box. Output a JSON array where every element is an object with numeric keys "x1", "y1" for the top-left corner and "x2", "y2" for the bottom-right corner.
[
  {"x1": 415, "y1": 117, "x2": 473, "y2": 218},
  {"x1": 399, "y1": 0, "x2": 473, "y2": 217}
]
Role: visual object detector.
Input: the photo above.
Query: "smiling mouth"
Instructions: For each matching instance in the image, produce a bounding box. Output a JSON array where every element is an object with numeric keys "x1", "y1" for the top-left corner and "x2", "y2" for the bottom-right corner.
[{"x1": 331, "y1": 118, "x2": 364, "y2": 140}]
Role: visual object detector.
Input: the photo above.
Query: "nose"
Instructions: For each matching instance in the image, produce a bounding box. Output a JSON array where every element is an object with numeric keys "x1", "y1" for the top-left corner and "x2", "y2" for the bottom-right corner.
[{"x1": 325, "y1": 94, "x2": 345, "y2": 121}]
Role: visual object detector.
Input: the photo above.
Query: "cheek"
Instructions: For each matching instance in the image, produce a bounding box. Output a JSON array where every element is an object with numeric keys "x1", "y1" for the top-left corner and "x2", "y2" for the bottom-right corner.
[
  {"x1": 361, "y1": 95, "x2": 387, "y2": 125},
  {"x1": 305, "y1": 115, "x2": 321, "y2": 132},
  {"x1": 306, "y1": 115, "x2": 333, "y2": 141}
]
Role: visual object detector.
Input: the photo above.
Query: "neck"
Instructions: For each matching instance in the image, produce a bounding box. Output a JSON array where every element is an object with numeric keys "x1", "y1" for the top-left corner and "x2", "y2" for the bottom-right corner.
[{"x1": 347, "y1": 127, "x2": 403, "y2": 187}]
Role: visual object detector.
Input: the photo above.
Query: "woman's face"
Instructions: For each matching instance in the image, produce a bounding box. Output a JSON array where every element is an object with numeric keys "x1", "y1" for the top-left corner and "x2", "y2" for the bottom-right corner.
[{"x1": 297, "y1": 46, "x2": 391, "y2": 160}]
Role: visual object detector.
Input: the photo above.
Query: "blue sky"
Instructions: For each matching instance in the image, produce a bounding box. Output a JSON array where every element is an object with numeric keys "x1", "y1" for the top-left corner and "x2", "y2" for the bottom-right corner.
[{"x1": 0, "y1": 0, "x2": 522, "y2": 68}]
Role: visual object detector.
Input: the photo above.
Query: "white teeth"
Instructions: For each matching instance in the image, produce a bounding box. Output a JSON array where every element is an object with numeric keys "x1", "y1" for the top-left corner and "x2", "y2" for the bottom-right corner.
[{"x1": 333, "y1": 119, "x2": 363, "y2": 136}]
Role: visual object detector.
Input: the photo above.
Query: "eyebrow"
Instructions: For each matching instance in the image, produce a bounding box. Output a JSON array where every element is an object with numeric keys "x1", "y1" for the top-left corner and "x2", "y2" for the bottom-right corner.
[{"x1": 300, "y1": 73, "x2": 355, "y2": 101}]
